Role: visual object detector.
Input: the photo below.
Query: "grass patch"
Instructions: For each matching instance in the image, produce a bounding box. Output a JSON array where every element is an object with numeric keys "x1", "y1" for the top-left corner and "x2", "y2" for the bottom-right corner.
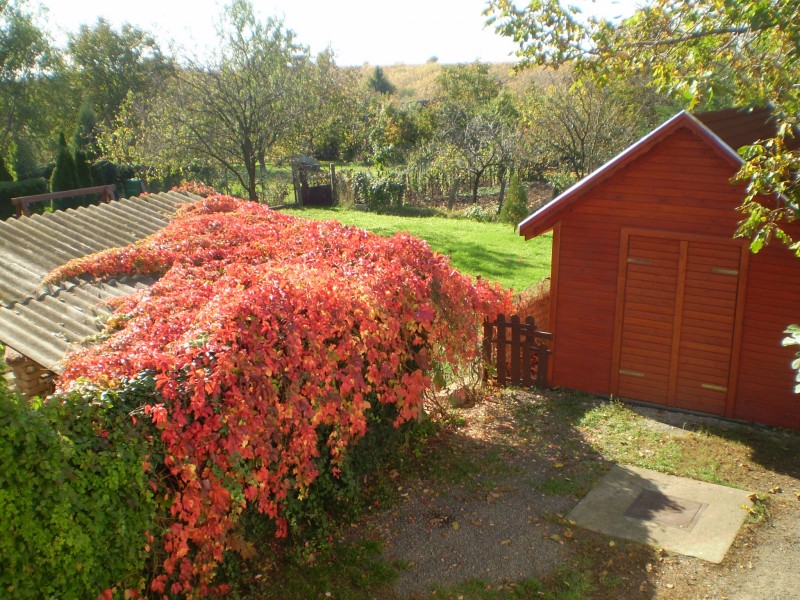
[
  {"x1": 577, "y1": 398, "x2": 800, "y2": 490},
  {"x1": 249, "y1": 539, "x2": 401, "y2": 600},
  {"x1": 579, "y1": 401, "x2": 684, "y2": 474},
  {"x1": 428, "y1": 565, "x2": 596, "y2": 600},
  {"x1": 284, "y1": 206, "x2": 551, "y2": 291}
]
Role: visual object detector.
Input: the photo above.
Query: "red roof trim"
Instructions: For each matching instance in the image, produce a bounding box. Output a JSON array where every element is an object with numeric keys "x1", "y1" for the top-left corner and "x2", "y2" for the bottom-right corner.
[{"x1": 518, "y1": 111, "x2": 744, "y2": 239}]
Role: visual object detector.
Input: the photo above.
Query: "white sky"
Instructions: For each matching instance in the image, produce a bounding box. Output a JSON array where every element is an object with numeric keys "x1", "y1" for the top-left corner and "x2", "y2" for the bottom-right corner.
[{"x1": 34, "y1": 0, "x2": 638, "y2": 66}]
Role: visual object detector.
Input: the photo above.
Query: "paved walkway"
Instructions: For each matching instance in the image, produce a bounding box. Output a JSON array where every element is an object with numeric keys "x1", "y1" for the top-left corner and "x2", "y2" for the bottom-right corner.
[{"x1": 568, "y1": 464, "x2": 751, "y2": 563}]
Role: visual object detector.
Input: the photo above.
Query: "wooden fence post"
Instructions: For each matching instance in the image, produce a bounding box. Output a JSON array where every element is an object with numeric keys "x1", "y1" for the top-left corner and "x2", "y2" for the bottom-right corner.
[
  {"x1": 522, "y1": 316, "x2": 535, "y2": 387},
  {"x1": 482, "y1": 319, "x2": 493, "y2": 382},
  {"x1": 510, "y1": 314, "x2": 521, "y2": 385},
  {"x1": 496, "y1": 313, "x2": 507, "y2": 386}
]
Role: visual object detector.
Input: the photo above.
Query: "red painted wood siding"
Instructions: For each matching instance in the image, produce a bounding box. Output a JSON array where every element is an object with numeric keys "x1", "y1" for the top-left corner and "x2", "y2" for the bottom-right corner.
[
  {"x1": 735, "y1": 245, "x2": 800, "y2": 428},
  {"x1": 550, "y1": 125, "x2": 800, "y2": 428}
]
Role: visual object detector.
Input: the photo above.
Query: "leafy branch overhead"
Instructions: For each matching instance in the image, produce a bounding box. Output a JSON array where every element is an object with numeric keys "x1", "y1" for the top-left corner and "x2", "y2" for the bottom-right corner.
[{"x1": 486, "y1": 0, "x2": 800, "y2": 254}]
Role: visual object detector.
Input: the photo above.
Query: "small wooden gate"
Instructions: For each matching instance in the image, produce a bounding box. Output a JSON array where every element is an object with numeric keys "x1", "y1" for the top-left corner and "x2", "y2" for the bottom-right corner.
[{"x1": 483, "y1": 314, "x2": 553, "y2": 388}]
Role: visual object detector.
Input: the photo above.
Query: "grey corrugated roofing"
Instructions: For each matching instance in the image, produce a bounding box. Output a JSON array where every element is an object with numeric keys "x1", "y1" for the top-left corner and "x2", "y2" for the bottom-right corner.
[{"x1": 0, "y1": 191, "x2": 199, "y2": 373}]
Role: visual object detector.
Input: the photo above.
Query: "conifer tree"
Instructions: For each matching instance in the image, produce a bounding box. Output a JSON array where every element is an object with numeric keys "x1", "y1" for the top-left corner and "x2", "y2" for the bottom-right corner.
[
  {"x1": 499, "y1": 174, "x2": 529, "y2": 229},
  {"x1": 72, "y1": 97, "x2": 99, "y2": 159},
  {"x1": 368, "y1": 66, "x2": 396, "y2": 95},
  {"x1": 50, "y1": 133, "x2": 80, "y2": 209}
]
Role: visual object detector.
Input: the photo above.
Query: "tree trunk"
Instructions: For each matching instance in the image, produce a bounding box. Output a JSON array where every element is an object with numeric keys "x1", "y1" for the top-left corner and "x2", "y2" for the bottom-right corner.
[
  {"x1": 496, "y1": 172, "x2": 508, "y2": 214},
  {"x1": 447, "y1": 179, "x2": 459, "y2": 210},
  {"x1": 246, "y1": 161, "x2": 258, "y2": 201},
  {"x1": 471, "y1": 173, "x2": 481, "y2": 203}
]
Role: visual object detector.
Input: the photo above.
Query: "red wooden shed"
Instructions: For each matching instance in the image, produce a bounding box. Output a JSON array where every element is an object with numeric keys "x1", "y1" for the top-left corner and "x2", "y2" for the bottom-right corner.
[{"x1": 519, "y1": 109, "x2": 800, "y2": 429}]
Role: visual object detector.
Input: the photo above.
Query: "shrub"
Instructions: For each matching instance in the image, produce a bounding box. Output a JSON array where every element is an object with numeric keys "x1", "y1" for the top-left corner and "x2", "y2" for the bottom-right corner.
[
  {"x1": 546, "y1": 171, "x2": 577, "y2": 196},
  {"x1": 0, "y1": 377, "x2": 156, "y2": 598},
  {"x1": 499, "y1": 174, "x2": 530, "y2": 228},
  {"x1": 461, "y1": 204, "x2": 495, "y2": 223},
  {"x1": 0, "y1": 177, "x2": 48, "y2": 219},
  {"x1": 172, "y1": 181, "x2": 218, "y2": 198},
  {"x1": 49, "y1": 195, "x2": 511, "y2": 595},
  {"x1": 90, "y1": 159, "x2": 135, "y2": 190},
  {"x1": 352, "y1": 171, "x2": 405, "y2": 211}
]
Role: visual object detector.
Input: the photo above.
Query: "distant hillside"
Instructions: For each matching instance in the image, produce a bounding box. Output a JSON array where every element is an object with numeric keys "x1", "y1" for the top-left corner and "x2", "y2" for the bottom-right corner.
[{"x1": 358, "y1": 61, "x2": 569, "y2": 102}]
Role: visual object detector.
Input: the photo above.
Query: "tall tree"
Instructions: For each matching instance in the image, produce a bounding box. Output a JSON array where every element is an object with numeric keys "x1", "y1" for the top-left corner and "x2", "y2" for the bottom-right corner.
[
  {"x1": 0, "y1": 0, "x2": 59, "y2": 159},
  {"x1": 429, "y1": 63, "x2": 520, "y2": 203},
  {"x1": 486, "y1": 0, "x2": 800, "y2": 254},
  {"x1": 294, "y1": 48, "x2": 362, "y2": 161},
  {"x1": 522, "y1": 76, "x2": 665, "y2": 180},
  {"x1": 164, "y1": 0, "x2": 309, "y2": 201},
  {"x1": 68, "y1": 18, "x2": 172, "y2": 128}
]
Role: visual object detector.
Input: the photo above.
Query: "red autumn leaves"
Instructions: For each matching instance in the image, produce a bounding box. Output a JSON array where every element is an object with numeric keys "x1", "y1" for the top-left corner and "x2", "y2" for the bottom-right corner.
[{"x1": 50, "y1": 195, "x2": 510, "y2": 595}]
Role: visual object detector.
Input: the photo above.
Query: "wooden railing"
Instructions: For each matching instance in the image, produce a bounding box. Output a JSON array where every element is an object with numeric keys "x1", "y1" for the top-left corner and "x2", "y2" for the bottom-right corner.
[
  {"x1": 12, "y1": 184, "x2": 117, "y2": 217},
  {"x1": 483, "y1": 314, "x2": 553, "y2": 388}
]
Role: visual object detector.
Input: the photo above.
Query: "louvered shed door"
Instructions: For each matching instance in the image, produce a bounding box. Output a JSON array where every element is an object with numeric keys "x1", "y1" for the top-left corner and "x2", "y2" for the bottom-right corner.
[
  {"x1": 616, "y1": 236, "x2": 681, "y2": 404},
  {"x1": 613, "y1": 233, "x2": 745, "y2": 416},
  {"x1": 673, "y1": 242, "x2": 741, "y2": 414}
]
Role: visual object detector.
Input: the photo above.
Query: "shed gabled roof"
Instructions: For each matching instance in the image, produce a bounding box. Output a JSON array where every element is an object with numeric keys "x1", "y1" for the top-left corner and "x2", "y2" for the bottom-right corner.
[
  {"x1": 695, "y1": 106, "x2": 800, "y2": 152},
  {"x1": 518, "y1": 110, "x2": 745, "y2": 239},
  {"x1": 0, "y1": 190, "x2": 200, "y2": 372}
]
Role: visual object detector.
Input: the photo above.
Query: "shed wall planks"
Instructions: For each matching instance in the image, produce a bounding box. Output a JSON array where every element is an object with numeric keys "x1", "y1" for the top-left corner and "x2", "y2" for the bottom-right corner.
[{"x1": 547, "y1": 124, "x2": 800, "y2": 428}]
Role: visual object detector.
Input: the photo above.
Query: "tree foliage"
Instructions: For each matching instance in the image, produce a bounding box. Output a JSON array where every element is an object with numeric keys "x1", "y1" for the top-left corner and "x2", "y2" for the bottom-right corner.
[
  {"x1": 367, "y1": 65, "x2": 396, "y2": 95},
  {"x1": 486, "y1": 0, "x2": 800, "y2": 254},
  {"x1": 0, "y1": 153, "x2": 12, "y2": 181},
  {"x1": 48, "y1": 195, "x2": 511, "y2": 595},
  {"x1": 49, "y1": 132, "x2": 78, "y2": 193},
  {"x1": 0, "y1": 0, "x2": 60, "y2": 159},
  {"x1": 71, "y1": 96, "x2": 98, "y2": 158},
  {"x1": 522, "y1": 76, "x2": 663, "y2": 179},
  {"x1": 68, "y1": 18, "x2": 172, "y2": 128},
  {"x1": 159, "y1": 1, "x2": 310, "y2": 201},
  {"x1": 294, "y1": 48, "x2": 362, "y2": 160},
  {"x1": 415, "y1": 62, "x2": 520, "y2": 204},
  {"x1": 499, "y1": 173, "x2": 529, "y2": 227}
]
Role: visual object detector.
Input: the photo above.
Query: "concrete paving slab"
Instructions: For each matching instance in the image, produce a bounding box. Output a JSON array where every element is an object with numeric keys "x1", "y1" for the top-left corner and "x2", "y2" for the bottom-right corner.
[{"x1": 568, "y1": 465, "x2": 752, "y2": 563}]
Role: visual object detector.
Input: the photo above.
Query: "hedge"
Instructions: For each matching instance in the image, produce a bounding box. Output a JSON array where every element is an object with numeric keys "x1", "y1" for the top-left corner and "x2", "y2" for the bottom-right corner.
[
  {"x1": 0, "y1": 178, "x2": 48, "y2": 220},
  {"x1": 0, "y1": 376, "x2": 156, "y2": 598}
]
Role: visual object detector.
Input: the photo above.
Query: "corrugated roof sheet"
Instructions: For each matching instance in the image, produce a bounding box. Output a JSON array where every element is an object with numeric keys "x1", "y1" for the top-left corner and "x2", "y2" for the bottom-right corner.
[{"x1": 0, "y1": 191, "x2": 199, "y2": 373}]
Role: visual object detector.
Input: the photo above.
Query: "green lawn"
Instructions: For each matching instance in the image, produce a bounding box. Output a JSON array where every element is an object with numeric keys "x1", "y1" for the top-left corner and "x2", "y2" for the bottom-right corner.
[{"x1": 284, "y1": 207, "x2": 552, "y2": 292}]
